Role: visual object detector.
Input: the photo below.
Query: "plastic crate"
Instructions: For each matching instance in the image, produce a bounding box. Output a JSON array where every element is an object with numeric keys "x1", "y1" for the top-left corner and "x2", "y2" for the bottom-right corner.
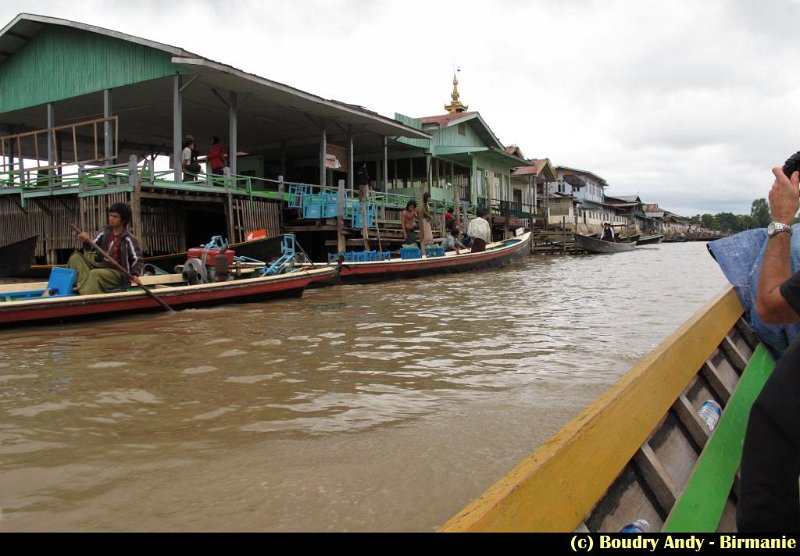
[
  {"x1": 426, "y1": 246, "x2": 445, "y2": 258},
  {"x1": 400, "y1": 246, "x2": 421, "y2": 260},
  {"x1": 303, "y1": 201, "x2": 322, "y2": 219}
]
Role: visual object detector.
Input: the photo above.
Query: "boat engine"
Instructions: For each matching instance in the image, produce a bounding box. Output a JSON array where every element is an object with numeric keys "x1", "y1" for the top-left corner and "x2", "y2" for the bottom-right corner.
[
  {"x1": 182, "y1": 258, "x2": 208, "y2": 285},
  {"x1": 185, "y1": 238, "x2": 236, "y2": 283}
]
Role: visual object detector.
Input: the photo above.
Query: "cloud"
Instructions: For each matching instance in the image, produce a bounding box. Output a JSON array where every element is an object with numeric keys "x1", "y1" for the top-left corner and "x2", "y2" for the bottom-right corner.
[{"x1": 3, "y1": 0, "x2": 800, "y2": 215}]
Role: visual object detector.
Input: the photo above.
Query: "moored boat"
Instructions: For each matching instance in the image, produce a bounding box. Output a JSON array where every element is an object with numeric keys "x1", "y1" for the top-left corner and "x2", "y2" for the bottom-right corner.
[
  {"x1": 0, "y1": 265, "x2": 335, "y2": 327},
  {"x1": 575, "y1": 233, "x2": 636, "y2": 253},
  {"x1": 328, "y1": 232, "x2": 531, "y2": 284},
  {"x1": 637, "y1": 234, "x2": 664, "y2": 245},
  {"x1": 0, "y1": 235, "x2": 37, "y2": 277},
  {"x1": 440, "y1": 287, "x2": 773, "y2": 532}
]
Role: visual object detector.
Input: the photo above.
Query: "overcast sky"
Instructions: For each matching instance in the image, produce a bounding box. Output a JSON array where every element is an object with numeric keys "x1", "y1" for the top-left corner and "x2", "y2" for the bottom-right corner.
[{"x1": 4, "y1": 0, "x2": 800, "y2": 216}]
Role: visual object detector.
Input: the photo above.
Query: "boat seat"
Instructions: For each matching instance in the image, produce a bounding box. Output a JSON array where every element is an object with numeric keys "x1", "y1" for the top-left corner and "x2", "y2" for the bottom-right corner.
[{"x1": 1, "y1": 267, "x2": 77, "y2": 301}]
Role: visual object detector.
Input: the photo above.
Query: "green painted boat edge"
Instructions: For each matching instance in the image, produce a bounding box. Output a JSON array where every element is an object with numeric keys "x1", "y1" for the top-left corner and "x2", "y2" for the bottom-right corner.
[{"x1": 663, "y1": 344, "x2": 776, "y2": 532}]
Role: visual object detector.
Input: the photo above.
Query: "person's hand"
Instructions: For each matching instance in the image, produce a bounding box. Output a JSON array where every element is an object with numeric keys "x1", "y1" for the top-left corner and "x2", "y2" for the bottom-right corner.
[
  {"x1": 770, "y1": 167, "x2": 800, "y2": 224},
  {"x1": 131, "y1": 276, "x2": 142, "y2": 286},
  {"x1": 78, "y1": 232, "x2": 90, "y2": 243}
]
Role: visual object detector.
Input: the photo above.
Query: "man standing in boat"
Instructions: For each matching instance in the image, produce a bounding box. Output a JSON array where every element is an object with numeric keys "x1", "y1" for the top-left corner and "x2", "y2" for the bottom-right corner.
[
  {"x1": 467, "y1": 208, "x2": 492, "y2": 252},
  {"x1": 401, "y1": 200, "x2": 417, "y2": 245},
  {"x1": 739, "y1": 164, "x2": 800, "y2": 532},
  {"x1": 67, "y1": 203, "x2": 144, "y2": 295},
  {"x1": 601, "y1": 222, "x2": 616, "y2": 242}
]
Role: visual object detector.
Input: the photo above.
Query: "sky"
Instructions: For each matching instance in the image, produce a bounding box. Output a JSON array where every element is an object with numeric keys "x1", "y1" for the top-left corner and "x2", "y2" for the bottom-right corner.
[{"x1": 3, "y1": 0, "x2": 800, "y2": 217}]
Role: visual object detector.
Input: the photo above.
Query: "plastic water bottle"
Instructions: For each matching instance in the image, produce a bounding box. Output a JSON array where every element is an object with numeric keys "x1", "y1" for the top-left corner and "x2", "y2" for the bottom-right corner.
[
  {"x1": 618, "y1": 519, "x2": 650, "y2": 533},
  {"x1": 698, "y1": 400, "x2": 722, "y2": 431}
]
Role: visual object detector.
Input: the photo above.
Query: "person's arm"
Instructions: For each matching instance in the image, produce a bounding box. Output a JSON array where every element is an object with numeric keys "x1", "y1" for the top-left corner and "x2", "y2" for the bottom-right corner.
[
  {"x1": 756, "y1": 167, "x2": 800, "y2": 323},
  {"x1": 126, "y1": 235, "x2": 145, "y2": 285}
]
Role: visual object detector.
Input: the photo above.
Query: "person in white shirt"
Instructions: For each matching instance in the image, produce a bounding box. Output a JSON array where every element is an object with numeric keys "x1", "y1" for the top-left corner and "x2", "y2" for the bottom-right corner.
[
  {"x1": 182, "y1": 135, "x2": 200, "y2": 181},
  {"x1": 467, "y1": 208, "x2": 492, "y2": 251}
]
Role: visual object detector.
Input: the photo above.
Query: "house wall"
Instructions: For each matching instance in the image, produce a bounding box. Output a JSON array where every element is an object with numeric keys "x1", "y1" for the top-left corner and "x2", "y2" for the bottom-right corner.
[{"x1": 473, "y1": 152, "x2": 516, "y2": 205}]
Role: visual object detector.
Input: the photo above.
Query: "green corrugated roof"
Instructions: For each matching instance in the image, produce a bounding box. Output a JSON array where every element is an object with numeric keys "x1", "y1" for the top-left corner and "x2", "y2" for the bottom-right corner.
[{"x1": 0, "y1": 22, "x2": 190, "y2": 113}]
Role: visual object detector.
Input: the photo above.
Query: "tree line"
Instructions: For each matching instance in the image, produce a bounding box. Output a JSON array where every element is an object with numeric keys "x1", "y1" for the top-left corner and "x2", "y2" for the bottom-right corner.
[{"x1": 691, "y1": 198, "x2": 772, "y2": 234}]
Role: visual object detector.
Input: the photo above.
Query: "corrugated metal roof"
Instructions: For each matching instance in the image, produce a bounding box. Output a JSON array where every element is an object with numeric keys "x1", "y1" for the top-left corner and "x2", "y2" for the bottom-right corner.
[
  {"x1": 556, "y1": 165, "x2": 607, "y2": 186},
  {"x1": 0, "y1": 13, "x2": 196, "y2": 63},
  {"x1": 0, "y1": 13, "x2": 430, "y2": 141}
]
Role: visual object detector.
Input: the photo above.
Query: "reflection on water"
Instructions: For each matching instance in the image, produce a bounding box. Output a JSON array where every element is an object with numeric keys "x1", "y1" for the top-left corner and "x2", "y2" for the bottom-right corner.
[{"x1": 0, "y1": 243, "x2": 728, "y2": 531}]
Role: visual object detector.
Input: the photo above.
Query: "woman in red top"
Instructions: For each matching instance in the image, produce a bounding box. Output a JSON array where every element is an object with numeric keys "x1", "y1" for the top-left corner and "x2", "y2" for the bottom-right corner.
[{"x1": 208, "y1": 136, "x2": 227, "y2": 176}]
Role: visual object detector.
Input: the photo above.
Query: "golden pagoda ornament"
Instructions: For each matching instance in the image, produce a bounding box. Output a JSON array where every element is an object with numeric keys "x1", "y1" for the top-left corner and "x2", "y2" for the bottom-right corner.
[{"x1": 445, "y1": 72, "x2": 468, "y2": 114}]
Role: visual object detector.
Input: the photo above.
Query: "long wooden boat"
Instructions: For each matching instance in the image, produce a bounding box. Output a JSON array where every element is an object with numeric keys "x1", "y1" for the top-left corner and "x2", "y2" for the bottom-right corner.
[
  {"x1": 330, "y1": 232, "x2": 531, "y2": 284},
  {"x1": 637, "y1": 234, "x2": 664, "y2": 245},
  {"x1": 0, "y1": 266, "x2": 335, "y2": 327},
  {"x1": 440, "y1": 287, "x2": 775, "y2": 532},
  {"x1": 575, "y1": 233, "x2": 636, "y2": 254},
  {"x1": 0, "y1": 235, "x2": 37, "y2": 277}
]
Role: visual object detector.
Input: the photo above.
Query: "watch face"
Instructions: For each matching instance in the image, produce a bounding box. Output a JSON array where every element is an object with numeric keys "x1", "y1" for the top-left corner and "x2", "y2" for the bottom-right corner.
[{"x1": 768, "y1": 222, "x2": 792, "y2": 237}]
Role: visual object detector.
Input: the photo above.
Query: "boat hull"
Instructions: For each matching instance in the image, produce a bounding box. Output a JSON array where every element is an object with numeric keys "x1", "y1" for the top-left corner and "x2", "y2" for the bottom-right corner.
[
  {"x1": 0, "y1": 236, "x2": 37, "y2": 277},
  {"x1": 329, "y1": 232, "x2": 531, "y2": 284},
  {"x1": 0, "y1": 267, "x2": 335, "y2": 327},
  {"x1": 575, "y1": 233, "x2": 636, "y2": 253},
  {"x1": 637, "y1": 235, "x2": 664, "y2": 245}
]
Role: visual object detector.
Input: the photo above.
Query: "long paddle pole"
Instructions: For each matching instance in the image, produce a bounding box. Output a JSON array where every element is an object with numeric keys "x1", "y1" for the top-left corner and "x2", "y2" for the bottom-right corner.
[{"x1": 70, "y1": 224, "x2": 174, "y2": 312}]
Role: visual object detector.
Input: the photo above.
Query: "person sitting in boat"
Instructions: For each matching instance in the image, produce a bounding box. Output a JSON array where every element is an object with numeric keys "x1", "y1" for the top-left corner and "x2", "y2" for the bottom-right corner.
[
  {"x1": 467, "y1": 208, "x2": 492, "y2": 252},
  {"x1": 441, "y1": 225, "x2": 467, "y2": 252},
  {"x1": 601, "y1": 222, "x2": 616, "y2": 242},
  {"x1": 401, "y1": 200, "x2": 417, "y2": 245},
  {"x1": 67, "y1": 203, "x2": 144, "y2": 295}
]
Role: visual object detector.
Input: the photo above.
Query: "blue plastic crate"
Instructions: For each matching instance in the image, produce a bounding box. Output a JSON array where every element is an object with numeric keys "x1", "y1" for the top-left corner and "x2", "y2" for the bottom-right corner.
[
  {"x1": 322, "y1": 201, "x2": 339, "y2": 218},
  {"x1": 400, "y1": 246, "x2": 421, "y2": 260},
  {"x1": 303, "y1": 201, "x2": 322, "y2": 219},
  {"x1": 427, "y1": 246, "x2": 445, "y2": 258},
  {"x1": 328, "y1": 252, "x2": 345, "y2": 263},
  {"x1": 380, "y1": 251, "x2": 391, "y2": 260},
  {"x1": 351, "y1": 201, "x2": 376, "y2": 229}
]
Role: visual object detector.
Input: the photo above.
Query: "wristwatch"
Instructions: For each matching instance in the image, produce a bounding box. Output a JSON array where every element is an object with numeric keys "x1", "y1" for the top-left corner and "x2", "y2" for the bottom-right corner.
[{"x1": 767, "y1": 221, "x2": 793, "y2": 238}]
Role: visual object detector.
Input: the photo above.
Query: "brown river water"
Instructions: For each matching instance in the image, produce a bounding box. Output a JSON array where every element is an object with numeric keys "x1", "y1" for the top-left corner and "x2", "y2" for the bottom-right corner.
[{"x1": 0, "y1": 242, "x2": 729, "y2": 531}]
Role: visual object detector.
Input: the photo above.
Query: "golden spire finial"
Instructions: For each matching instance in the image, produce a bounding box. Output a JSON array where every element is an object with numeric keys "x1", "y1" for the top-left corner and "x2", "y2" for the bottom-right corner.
[{"x1": 445, "y1": 70, "x2": 468, "y2": 114}]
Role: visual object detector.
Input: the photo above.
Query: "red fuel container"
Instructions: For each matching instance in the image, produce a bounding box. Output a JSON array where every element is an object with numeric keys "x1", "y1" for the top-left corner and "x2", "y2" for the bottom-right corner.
[{"x1": 186, "y1": 248, "x2": 235, "y2": 266}]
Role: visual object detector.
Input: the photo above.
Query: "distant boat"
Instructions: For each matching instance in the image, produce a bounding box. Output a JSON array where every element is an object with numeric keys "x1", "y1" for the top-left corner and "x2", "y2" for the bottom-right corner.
[
  {"x1": 0, "y1": 236, "x2": 37, "y2": 277},
  {"x1": 574, "y1": 233, "x2": 635, "y2": 253},
  {"x1": 637, "y1": 234, "x2": 664, "y2": 245}
]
